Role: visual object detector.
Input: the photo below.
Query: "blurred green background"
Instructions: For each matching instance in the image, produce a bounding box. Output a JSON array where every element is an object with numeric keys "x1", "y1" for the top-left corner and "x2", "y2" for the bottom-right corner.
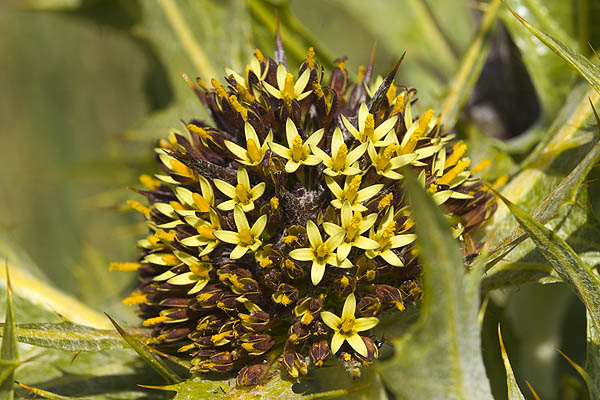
[{"x1": 2, "y1": 0, "x2": 600, "y2": 398}]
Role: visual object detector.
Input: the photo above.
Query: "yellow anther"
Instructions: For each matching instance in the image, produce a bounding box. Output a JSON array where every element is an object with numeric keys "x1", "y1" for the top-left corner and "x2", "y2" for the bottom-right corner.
[
  {"x1": 364, "y1": 113, "x2": 375, "y2": 141},
  {"x1": 379, "y1": 221, "x2": 396, "y2": 247},
  {"x1": 445, "y1": 141, "x2": 467, "y2": 168},
  {"x1": 235, "y1": 81, "x2": 255, "y2": 103},
  {"x1": 316, "y1": 243, "x2": 329, "y2": 259},
  {"x1": 366, "y1": 270, "x2": 376, "y2": 280},
  {"x1": 197, "y1": 79, "x2": 209, "y2": 91},
  {"x1": 284, "y1": 259, "x2": 296, "y2": 268},
  {"x1": 235, "y1": 183, "x2": 249, "y2": 204},
  {"x1": 283, "y1": 72, "x2": 295, "y2": 98},
  {"x1": 139, "y1": 174, "x2": 160, "y2": 190},
  {"x1": 417, "y1": 109, "x2": 435, "y2": 136},
  {"x1": 211, "y1": 78, "x2": 228, "y2": 98},
  {"x1": 343, "y1": 352, "x2": 352, "y2": 361},
  {"x1": 163, "y1": 254, "x2": 180, "y2": 266},
  {"x1": 376, "y1": 144, "x2": 396, "y2": 171},
  {"x1": 357, "y1": 65, "x2": 366, "y2": 83},
  {"x1": 155, "y1": 230, "x2": 175, "y2": 242},
  {"x1": 281, "y1": 295, "x2": 291, "y2": 306},
  {"x1": 197, "y1": 226, "x2": 216, "y2": 240},
  {"x1": 169, "y1": 201, "x2": 185, "y2": 210},
  {"x1": 386, "y1": 81, "x2": 397, "y2": 104},
  {"x1": 192, "y1": 193, "x2": 210, "y2": 212},
  {"x1": 391, "y1": 94, "x2": 405, "y2": 116},
  {"x1": 396, "y1": 301, "x2": 406, "y2": 312},
  {"x1": 158, "y1": 139, "x2": 171, "y2": 149},
  {"x1": 109, "y1": 262, "x2": 141, "y2": 271},
  {"x1": 301, "y1": 311, "x2": 314, "y2": 325},
  {"x1": 438, "y1": 159, "x2": 471, "y2": 185},
  {"x1": 147, "y1": 235, "x2": 161, "y2": 247},
  {"x1": 187, "y1": 124, "x2": 213, "y2": 142},
  {"x1": 246, "y1": 138, "x2": 261, "y2": 164},
  {"x1": 143, "y1": 315, "x2": 168, "y2": 327},
  {"x1": 259, "y1": 256, "x2": 273, "y2": 268},
  {"x1": 283, "y1": 235, "x2": 298, "y2": 244},
  {"x1": 345, "y1": 175, "x2": 362, "y2": 204},
  {"x1": 332, "y1": 144, "x2": 348, "y2": 171},
  {"x1": 244, "y1": 65, "x2": 252, "y2": 84},
  {"x1": 337, "y1": 59, "x2": 346, "y2": 73},
  {"x1": 239, "y1": 228, "x2": 255, "y2": 246},
  {"x1": 377, "y1": 193, "x2": 393, "y2": 211},
  {"x1": 472, "y1": 158, "x2": 491, "y2": 173},
  {"x1": 346, "y1": 212, "x2": 362, "y2": 240},
  {"x1": 254, "y1": 48, "x2": 264, "y2": 63},
  {"x1": 229, "y1": 95, "x2": 248, "y2": 121},
  {"x1": 170, "y1": 159, "x2": 193, "y2": 177},
  {"x1": 291, "y1": 135, "x2": 304, "y2": 162},
  {"x1": 313, "y1": 82, "x2": 324, "y2": 98},
  {"x1": 178, "y1": 343, "x2": 196, "y2": 353},
  {"x1": 122, "y1": 292, "x2": 147, "y2": 306},
  {"x1": 340, "y1": 275, "x2": 350, "y2": 289},
  {"x1": 492, "y1": 174, "x2": 509, "y2": 189},
  {"x1": 306, "y1": 47, "x2": 315, "y2": 70},
  {"x1": 270, "y1": 197, "x2": 279, "y2": 210},
  {"x1": 190, "y1": 263, "x2": 211, "y2": 278},
  {"x1": 127, "y1": 200, "x2": 150, "y2": 218}
]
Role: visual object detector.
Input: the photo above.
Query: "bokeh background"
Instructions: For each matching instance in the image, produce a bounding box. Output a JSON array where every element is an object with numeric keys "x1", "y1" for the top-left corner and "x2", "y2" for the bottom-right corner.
[{"x1": 2, "y1": 0, "x2": 600, "y2": 398}]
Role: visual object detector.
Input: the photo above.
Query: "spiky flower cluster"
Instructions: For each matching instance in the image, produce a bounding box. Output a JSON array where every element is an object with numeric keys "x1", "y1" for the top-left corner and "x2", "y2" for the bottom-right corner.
[{"x1": 112, "y1": 46, "x2": 496, "y2": 385}]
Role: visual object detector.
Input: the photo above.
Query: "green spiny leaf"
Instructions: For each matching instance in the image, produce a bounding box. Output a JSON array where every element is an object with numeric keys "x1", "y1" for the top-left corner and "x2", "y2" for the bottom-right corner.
[
  {"x1": 557, "y1": 345, "x2": 599, "y2": 400},
  {"x1": 18, "y1": 382, "x2": 90, "y2": 400},
  {"x1": 106, "y1": 314, "x2": 182, "y2": 385},
  {"x1": 497, "y1": 325, "x2": 526, "y2": 400},
  {"x1": 0, "y1": 322, "x2": 143, "y2": 352},
  {"x1": 503, "y1": 0, "x2": 600, "y2": 95},
  {"x1": 439, "y1": 0, "x2": 501, "y2": 129},
  {"x1": 495, "y1": 190, "x2": 600, "y2": 333},
  {"x1": 378, "y1": 170, "x2": 493, "y2": 400},
  {"x1": 1, "y1": 266, "x2": 17, "y2": 400}
]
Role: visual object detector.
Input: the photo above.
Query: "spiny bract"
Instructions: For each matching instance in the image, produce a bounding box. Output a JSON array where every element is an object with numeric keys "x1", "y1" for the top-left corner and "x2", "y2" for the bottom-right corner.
[{"x1": 111, "y1": 45, "x2": 497, "y2": 385}]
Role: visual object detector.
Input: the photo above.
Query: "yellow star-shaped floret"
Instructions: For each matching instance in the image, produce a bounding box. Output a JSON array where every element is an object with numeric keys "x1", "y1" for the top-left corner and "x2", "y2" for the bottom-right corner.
[
  {"x1": 214, "y1": 167, "x2": 265, "y2": 212},
  {"x1": 269, "y1": 118, "x2": 323, "y2": 173},
  {"x1": 225, "y1": 122, "x2": 273, "y2": 166},
  {"x1": 310, "y1": 128, "x2": 367, "y2": 177},
  {"x1": 214, "y1": 206, "x2": 267, "y2": 259}
]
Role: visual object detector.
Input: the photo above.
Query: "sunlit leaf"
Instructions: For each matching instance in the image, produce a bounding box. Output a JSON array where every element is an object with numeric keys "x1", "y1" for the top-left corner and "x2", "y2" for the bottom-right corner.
[{"x1": 378, "y1": 171, "x2": 493, "y2": 400}]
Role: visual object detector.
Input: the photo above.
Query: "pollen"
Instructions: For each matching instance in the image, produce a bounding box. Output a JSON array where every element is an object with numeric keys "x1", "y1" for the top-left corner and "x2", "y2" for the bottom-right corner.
[
  {"x1": 364, "y1": 113, "x2": 375, "y2": 141},
  {"x1": 378, "y1": 193, "x2": 393, "y2": 210},
  {"x1": 192, "y1": 192, "x2": 210, "y2": 212},
  {"x1": 170, "y1": 159, "x2": 193, "y2": 177},
  {"x1": 291, "y1": 135, "x2": 304, "y2": 162},
  {"x1": 235, "y1": 183, "x2": 249, "y2": 204},
  {"x1": 259, "y1": 256, "x2": 273, "y2": 268},
  {"x1": 229, "y1": 95, "x2": 248, "y2": 121},
  {"x1": 154, "y1": 230, "x2": 175, "y2": 242},
  {"x1": 332, "y1": 144, "x2": 348, "y2": 171},
  {"x1": 163, "y1": 254, "x2": 181, "y2": 266},
  {"x1": 391, "y1": 93, "x2": 405, "y2": 116},
  {"x1": 143, "y1": 315, "x2": 169, "y2": 327},
  {"x1": 211, "y1": 78, "x2": 228, "y2": 98},
  {"x1": 254, "y1": 48, "x2": 264, "y2": 63},
  {"x1": 139, "y1": 174, "x2": 160, "y2": 190},
  {"x1": 246, "y1": 138, "x2": 261, "y2": 164},
  {"x1": 438, "y1": 158, "x2": 470, "y2": 185},
  {"x1": 126, "y1": 200, "x2": 150, "y2": 218},
  {"x1": 472, "y1": 157, "x2": 491, "y2": 173},
  {"x1": 283, "y1": 235, "x2": 298, "y2": 244},
  {"x1": 445, "y1": 141, "x2": 467, "y2": 168},
  {"x1": 122, "y1": 292, "x2": 147, "y2": 306},
  {"x1": 109, "y1": 262, "x2": 141, "y2": 271},
  {"x1": 306, "y1": 47, "x2": 315, "y2": 70},
  {"x1": 270, "y1": 197, "x2": 279, "y2": 210},
  {"x1": 187, "y1": 124, "x2": 213, "y2": 142},
  {"x1": 313, "y1": 82, "x2": 324, "y2": 98},
  {"x1": 283, "y1": 72, "x2": 295, "y2": 98}
]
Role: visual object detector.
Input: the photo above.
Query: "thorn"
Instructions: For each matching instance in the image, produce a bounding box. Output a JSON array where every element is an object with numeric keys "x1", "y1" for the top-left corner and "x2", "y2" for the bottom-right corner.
[
  {"x1": 589, "y1": 42, "x2": 600, "y2": 62},
  {"x1": 589, "y1": 97, "x2": 600, "y2": 127},
  {"x1": 274, "y1": 14, "x2": 287, "y2": 68},
  {"x1": 525, "y1": 381, "x2": 541, "y2": 400},
  {"x1": 366, "y1": 52, "x2": 405, "y2": 114}
]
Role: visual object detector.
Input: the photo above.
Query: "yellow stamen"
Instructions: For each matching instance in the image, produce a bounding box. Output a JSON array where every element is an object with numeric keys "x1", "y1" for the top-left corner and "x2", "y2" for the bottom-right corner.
[
  {"x1": 283, "y1": 72, "x2": 295, "y2": 98},
  {"x1": 340, "y1": 317, "x2": 355, "y2": 334},
  {"x1": 235, "y1": 183, "x2": 249, "y2": 204},
  {"x1": 337, "y1": 59, "x2": 346, "y2": 73},
  {"x1": 492, "y1": 174, "x2": 509, "y2": 189},
  {"x1": 127, "y1": 200, "x2": 150, "y2": 218},
  {"x1": 169, "y1": 134, "x2": 178, "y2": 147},
  {"x1": 281, "y1": 295, "x2": 291, "y2": 306},
  {"x1": 143, "y1": 315, "x2": 168, "y2": 327},
  {"x1": 239, "y1": 228, "x2": 255, "y2": 246},
  {"x1": 246, "y1": 138, "x2": 261, "y2": 164},
  {"x1": 244, "y1": 65, "x2": 252, "y2": 85},
  {"x1": 229, "y1": 95, "x2": 248, "y2": 121},
  {"x1": 109, "y1": 262, "x2": 141, "y2": 271},
  {"x1": 163, "y1": 254, "x2": 180, "y2": 266},
  {"x1": 190, "y1": 263, "x2": 211, "y2": 278},
  {"x1": 158, "y1": 139, "x2": 171, "y2": 149},
  {"x1": 285, "y1": 259, "x2": 296, "y2": 269},
  {"x1": 343, "y1": 352, "x2": 352, "y2": 361},
  {"x1": 154, "y1": 230, "x2": 175, "y2": 242},
  {"x1": 438, "y1": 159, "x2": 471, "y2": 185},
  {"x1": 122, "y1": 292, "x2": 147, "y2": 306},
  {"x1": 313, "y1": 82, "x2": 324, "y2": 98},
  {"x1": 345, "y1": 175, "x2": 362, "y2": 204},
  {"x1": 346, "y1": 212, "x2": 362, "y2": 241},
  {"x1": 379, "y1": 221, "x2": 396, "y2": 247},
  {"x1": 357, "y1": 65, "x2": 366, "y2": 83},
  {"x1": 270, "y1": 197, "x2": 279, "y2": 210},
  {"x1": 306, "y1": 47, "x2": 315, "y2": 70},
  {"x1": 301, "y1": 311, "x2": 314, "y2": 325},
  {"x1": 211, "y1": 78, "x2": 228, "y2": 98},
  {"x1": 170, "y1": 159, "x2": 193, "y2": 177},
  {"x1": 147, "y1": 235, "x2": 161, "y2": 248},
  {"x1": 235, "y1": 81, "x2": 255, "y2": 103},
  {"x1": 254, "y1": 48, "x2": 264, "y2": 63},
  {"x1": 340, "y1": 275, "x2": 350, "y2": 289},
  {"x1": 169, "y1": 201, "x2": 185, "y2": 210},
  {"x1": 401, "y1": 109, "x2": 435, "y2": 155},
  {"x1": 316, "y1": 243, "x2": 329, "y2": 259},
  {"x1": 376, "y1": 144, "x2": 396, "y2": 171},
  {"x1": 259, "y1": 256, "x2": 273, "y2": 268},
  {"x1": 418, "y1": 109, "x2": 435, "y2": 134},
  {"x1": 378, "y1": 193, "x2": 393, "y2": 211},
  {"x1": 445, "y1": 141, "x2": 467, "y2": 168},
  {"x1": 139, "y1": 174, "x2": 160, "y2": 190},
  {"x1": 391, "y1": 94, "x2": 405, "y2": 116},
  {"x1": 196, "y1": 79, "x2": 209, "y2": 91},
  {"x1": 472, "y1": 158, "x2": 491, "y2": 173},
  {"x1": 332, "y1": 144, "x2": 348, "y2": 172},
  {"x1": 396, "y1": 301, "x2": 406, "y2": 311},
  {"x1": 283, "y1": 235, "x2": 298, "y2": 244},
  {"x1": 192, "y1": 193, "x2": 210, "y2": 212},
  {"x1": 187, "y1": 124, "x2": 213, "y2": 142},
  {"x1": 364, "y1": 113, "x2": 375, "y2": 141},
  {"x1": 291, "y1": 135, "x2": 304, "y2": 162},
  {"x1": 178, "y1": 343, "x2": 196, "y2": 353},
  {"x1": 197, "y1": 226, "x2": 216, "y2": 240}
]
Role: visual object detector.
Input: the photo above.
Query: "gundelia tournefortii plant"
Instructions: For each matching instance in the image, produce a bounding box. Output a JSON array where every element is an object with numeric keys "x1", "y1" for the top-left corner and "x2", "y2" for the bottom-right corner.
[{"x1": 4, "y1": 0, "x2": 600, "y2": 399}]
